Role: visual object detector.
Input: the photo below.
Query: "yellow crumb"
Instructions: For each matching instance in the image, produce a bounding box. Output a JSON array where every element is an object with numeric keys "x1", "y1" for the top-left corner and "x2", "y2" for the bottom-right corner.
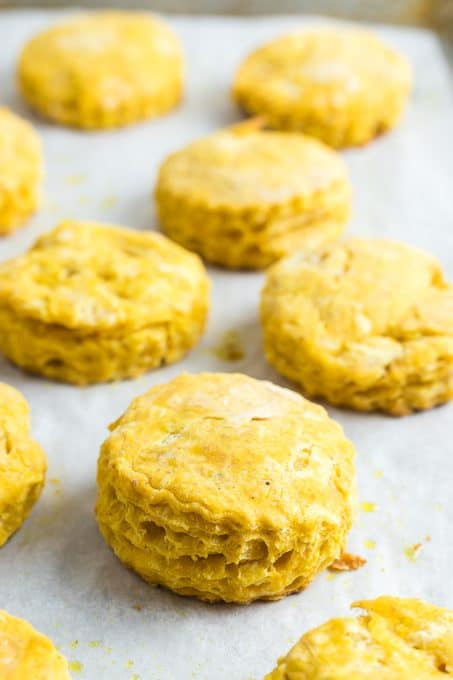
[
  {"x1": 360, "y1": 501, "x2": 376, "y2": 513},
  {"x1": 211, "y1": 330, "x2": 245, "y2": 361},
  {"x1": 404, "y1": 543, "x2": 423, "y2": 562},
  {"x1": 364, "y1": 539, "x2": 376, "y2": 549},
  {"x1": 68, "y1": 660, "x2": 83, "y2": 673}
]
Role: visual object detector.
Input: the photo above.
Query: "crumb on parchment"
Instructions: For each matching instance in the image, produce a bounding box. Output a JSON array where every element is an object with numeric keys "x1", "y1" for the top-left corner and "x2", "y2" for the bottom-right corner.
[
  {"x1": 329, "y1": 552, "x2": 367, "y2": 572},
  {"x1": 210, "y1": 330, "x2": 245, "y2": 361}
]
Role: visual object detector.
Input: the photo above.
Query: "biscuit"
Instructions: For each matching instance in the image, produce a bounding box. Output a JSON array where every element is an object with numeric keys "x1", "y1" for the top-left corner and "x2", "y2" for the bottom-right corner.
[
  {"x1": 156, "y1": 123, "x2": 351, "y2": 269},
  {"x1": 265, "y1": 596, "x2": 453, "y2": 678},
  {"x1": 0, "y1": 107, "x2": 42, "y2": 235},
  {"x1": 0, "y1": 384, "x2": 46, "y2": 547},
  {"x1": 0, "y1": 609, "x2": 69, "y2": 679},
  {"x1": 233, "y1": 28, "x2": 412, "y2": 148},
  {"x1": 0, "y1": 221, "x2": 209, "y2": 385},
  {"x1": 96, "y1": 372, "x2": 356, "y2": 604},
  {"x1": 18, "y1": 11, "x2": 184, "y2": 129},
  {"x1": 261, "y1": 238, "x2": 453, "y2": 415}
]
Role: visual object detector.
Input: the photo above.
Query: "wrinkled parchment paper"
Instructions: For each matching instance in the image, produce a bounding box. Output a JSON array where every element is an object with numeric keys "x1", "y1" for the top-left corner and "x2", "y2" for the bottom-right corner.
[{"x1": 0, "y1": 11, "x2": 452, "y2": 679}]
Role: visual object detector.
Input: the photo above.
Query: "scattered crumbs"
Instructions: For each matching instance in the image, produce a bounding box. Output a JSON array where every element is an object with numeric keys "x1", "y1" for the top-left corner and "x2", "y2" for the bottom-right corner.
[
  {"x1": 70, "y1": 640, "x2": 79, "y2": 649},
  {"x1": 65, "y1": 174, "x2": 86, "y2": 185},
  {"x1": 329, "y1": 552, "x2": 367, "y2": 572},
  {"x1": 434, "y1": 502, "x2": 443, "y2": 512},
  {"x1": 89, "y1": 640, "x2": 101, "y2": 648},
  {"x1": 77, "y1": 196, "x2": 90, "y2": 206},
  {"x1": 360, "y1": 501, "x2": 376, "y2": 513},
  {"x1": 404, "y1": 542, "x2": 423, "y2": 562},
  {"x1": 49, "y1": 477, "x2": 62, "y2": 497},
  {"x1": 364, "y1": 539, "x2": 376, "y2": 550},
  {"x1": 68, "y1": 661, "x2": 83, "y2": 673},
  {"x1": 373, "y1": 469, "x2": 383, "y2": 478},
  {"x1": 125, "y1": 660, "x2": 134, "y2": 669},
  {"x1": 425, "y1": 535, "x2": 432, "y2": 543},
  {"x1": 211, "y1": 330, "x2": 245, "y2": 362},
  {"x1": 130, "y1": 675, "x2": 140, "y2": 680},
  {"x1": 132, "y1": 603, "x2": 143, "y2": 612},
  {"x1": 101, "y1": 194, "x2": 118, "y2": 209},
  {"x1": 105, "y1": 647, "x2": 113, "y2": 654},
  {"x1": 326, "y1": 571, "x2": 336, "y2": 581}
]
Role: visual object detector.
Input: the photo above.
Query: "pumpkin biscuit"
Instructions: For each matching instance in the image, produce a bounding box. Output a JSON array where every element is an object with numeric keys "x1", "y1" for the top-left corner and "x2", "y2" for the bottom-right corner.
[
  {"x1": 233, "y1": 27, "x2": 412, "y2": 148},
  {"x1": 0, "y1": 221, "x2": 209, "y2": 385},
  {"x1": 0, "y1": 609, "x2": 70, "y2": 679},
  {"x1": 0, "y1": 107, "x2": 42, "y2": 235},
  {"x1": 18, "y1": 11, "x2": 184, "y2": 129},
  {"x1": 265, "y1": 596, "x2": 453, "y2": 678},
  {"x1": 0, "y1": 383, "x2": 46, "y2": 547},
  {"x1": 155, "y1": 124, "x2": 350, "y2": 269},
  {"x1": 261, "y1": 238, "x2": 453, "y2": 415},
  {"x1": 96, "y1": 372, "x2": 356, "y2": 604}
]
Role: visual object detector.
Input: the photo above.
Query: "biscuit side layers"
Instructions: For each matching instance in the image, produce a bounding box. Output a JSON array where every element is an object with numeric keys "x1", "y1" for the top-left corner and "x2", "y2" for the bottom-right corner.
[
  {"x1": 0, "y1": 609, "x2": 70, "y2": 678},
  {"x1": 156, "y1": 129, "x2": 351, "y2": 269},
  {"x1": 0, "y1": 222, "x2": 210, "y2": 384},
  {"x1": 265, "y1": 596, "x2": 453, "y2": 678},
  {"x1": 156, "y1": 181, "x2": 349, "y2": 269},
  {"x1": 0, "y1": 384, "x2": 47, "y2": 547},
  {"x1": 261, "y1": 240, "x2": 453, "y2": 415},
  {"x1": 96, "y1": 373, "x2": 356, "y2": 603},
  {"x1": 18, "y1": 12, "x2": 184, "y2": 130}
]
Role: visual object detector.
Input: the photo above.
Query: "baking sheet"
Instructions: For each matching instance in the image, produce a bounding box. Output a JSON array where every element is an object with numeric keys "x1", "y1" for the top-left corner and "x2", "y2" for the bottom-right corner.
[{"x1": 0, "y1": 11, "x2": 453, "y2": 680}]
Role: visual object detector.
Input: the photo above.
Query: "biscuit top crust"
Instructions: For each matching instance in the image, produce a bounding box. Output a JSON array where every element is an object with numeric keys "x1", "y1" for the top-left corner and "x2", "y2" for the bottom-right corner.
[
  {"x1": 157, "y1": 129, "x2": 348, "y2": 207},
  {"x1": 0, "y1": 609, "x2": 69, "y2": 679},
  {"x1": 235, "y1": 28, "x2": 411, "y2": 108},
  {"x1": 0, "y1": 107, "x2": 42, "y2": 185},
  {"x1": 101, "y1": 372, "x2": 355, "y2": 529},
  {"x1": 263, "y1": 238, "x2": 453, "y2": 363},
  {"x1": 267, "y1": 597, "x2": 453, "y2": 678},
  {"x1": 19, "y1": 11, "x2": 183, "y2": 97},
  {"x1": 0, "y1": 383, "x2": 46, "y2": 482},
  {"x1": 0, "y1": 220, "x2": 208, "y2": 331}
]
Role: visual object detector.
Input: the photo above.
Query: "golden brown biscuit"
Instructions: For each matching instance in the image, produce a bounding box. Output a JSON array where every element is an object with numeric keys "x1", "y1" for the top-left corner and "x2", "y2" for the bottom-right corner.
[
  {"x1": 265, "y1": 596, "x2": 453, "y2": 678},
  {"x1": 0, "y1": 107, "x2": 42, "y2": 235},
  {"x1": 18, "y1": 11, "x2": 183, "y2": 129},
  {"x1": 0, "y1": 221, "x2": 209, "y2": 385},
  {"x1": 156, "y1": 123, "x2": 351, "y2": 269},
  {"x1": 233, "y1": 27, "x2": 412, "y2": 148},
  {"x1": 261, "y1": 238, "x2": 453, "y2": 415},
  {"x1": 0, "y1": 609, "x2": 70, "y2": 679},
  {"x1": 96, "y1": 372, "x2": 356, "y2": 604},
  {"x1": 0, "y1": 383, "x2": 46, "y2": 547}
]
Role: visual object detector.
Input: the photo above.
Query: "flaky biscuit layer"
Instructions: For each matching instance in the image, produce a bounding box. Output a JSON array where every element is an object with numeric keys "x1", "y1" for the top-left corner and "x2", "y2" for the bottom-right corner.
[{"x1": 96, "y1": 373, "x2": 356, "y2": 603}]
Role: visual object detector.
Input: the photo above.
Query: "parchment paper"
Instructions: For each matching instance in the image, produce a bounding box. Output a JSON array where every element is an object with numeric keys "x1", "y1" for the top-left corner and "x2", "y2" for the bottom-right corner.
[{"x1": 0, "y1": 11, "x2": 452, "y2": 680}]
